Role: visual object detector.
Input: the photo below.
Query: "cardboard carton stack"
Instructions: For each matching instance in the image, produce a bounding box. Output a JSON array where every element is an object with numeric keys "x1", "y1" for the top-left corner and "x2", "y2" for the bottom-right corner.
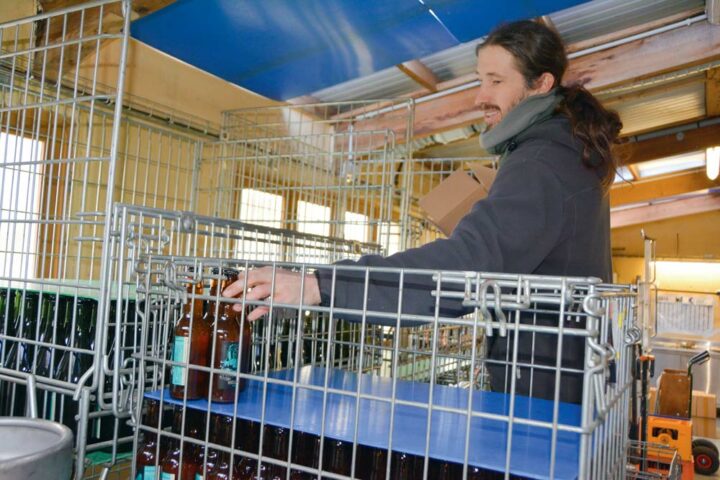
[
  {"x1": 648, "y1": 387, "x2": 717, "y2": 438},
  {"x1": 692, "y1": 390, "x2": 718, "y2": 438}
]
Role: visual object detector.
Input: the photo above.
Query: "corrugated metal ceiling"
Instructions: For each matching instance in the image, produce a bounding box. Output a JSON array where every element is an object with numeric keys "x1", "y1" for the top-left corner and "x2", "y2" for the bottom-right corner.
[
  {"x1": 306, "y1": 0, "x2": 705, "y2": 103},
  {"x1": 550, "y1": 0, "x2": 704, "y2": 44},
  {"x1": 613, "y1": 78, "x2": 706, "y2": 135}
]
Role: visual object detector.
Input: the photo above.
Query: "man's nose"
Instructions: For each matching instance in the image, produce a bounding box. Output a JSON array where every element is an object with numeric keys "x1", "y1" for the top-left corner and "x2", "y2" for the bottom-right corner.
[{"x1": 474, "y1": 87, "x2": 488, "y2": 107}]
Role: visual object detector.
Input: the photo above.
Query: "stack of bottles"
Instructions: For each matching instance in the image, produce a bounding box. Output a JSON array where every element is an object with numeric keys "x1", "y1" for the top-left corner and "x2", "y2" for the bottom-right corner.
[
  {"x1": 169, "y1": 268, "x2": 252, "y2": 404},
  {"x1": 0, "y1": 287, "x2": 135, "y2": 443},
  {"x1": 138, "y1": 269, "x2": 527, "y2": 478},
  {"x1": 135, "y1": 398, "x2": 521, "y2": 480}
]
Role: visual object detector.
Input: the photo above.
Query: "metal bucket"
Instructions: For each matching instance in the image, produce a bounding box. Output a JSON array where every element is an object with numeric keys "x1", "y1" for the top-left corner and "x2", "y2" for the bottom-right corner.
[{"x1": 0, "y1": 417, "x2": 73, "y2": 480}]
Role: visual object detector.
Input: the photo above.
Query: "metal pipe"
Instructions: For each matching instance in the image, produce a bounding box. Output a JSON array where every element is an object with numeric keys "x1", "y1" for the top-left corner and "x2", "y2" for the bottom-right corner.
[{"x1": 406, "y1": 14, "x2": 709, "y2": 107}]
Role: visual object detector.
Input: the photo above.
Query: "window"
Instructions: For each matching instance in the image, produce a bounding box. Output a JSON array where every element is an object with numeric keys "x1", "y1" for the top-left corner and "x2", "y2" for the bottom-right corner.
[
  {"x1": 0, "y1": 132, "x2": 44, "y2": 280},
  {"x1": 236, "y1": 189, "x2": 283, "y2": 262},
  {"x1": 378, "y1": 221, "x2": 402, "y2": 256},
  {"x1": 239, "y1": 189, "x2": 283, "y2": 228},
  {"x1": 343, "y1": 211, "x2": 369, "y2": 243},
  {"x1": 296, "y1": 200, "x2": 330, "y2": 236},
  {"x1": 295, "y1": 200, "x2": 331, "y2": 263},
  {"x1": 635, "y1": 151, "x2": 706, "y2": 179},
  {"x1": 613, "y1": 166, "x2": 633, "y2": 184}
]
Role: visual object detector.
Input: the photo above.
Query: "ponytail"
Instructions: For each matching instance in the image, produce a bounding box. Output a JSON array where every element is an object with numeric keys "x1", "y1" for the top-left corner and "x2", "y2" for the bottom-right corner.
[{"x1": 556, "y1": 84, "x2": 623, "y2": 190}]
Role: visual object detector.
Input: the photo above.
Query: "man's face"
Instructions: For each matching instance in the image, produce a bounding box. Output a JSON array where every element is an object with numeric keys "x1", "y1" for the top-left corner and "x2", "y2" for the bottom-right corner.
[{"x1": 475, "y1": 45, "x2": 538, "y2": 129}]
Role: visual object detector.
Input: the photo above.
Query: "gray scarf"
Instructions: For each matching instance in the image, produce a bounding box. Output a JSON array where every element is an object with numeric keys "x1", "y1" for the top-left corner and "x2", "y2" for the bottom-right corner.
[{"x1": 480, "y1": 89, "x2": 562, "y2": 160}]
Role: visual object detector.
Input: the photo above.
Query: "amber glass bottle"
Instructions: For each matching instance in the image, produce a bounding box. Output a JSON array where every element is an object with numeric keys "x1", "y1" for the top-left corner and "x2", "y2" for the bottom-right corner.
[
  {"x1": 357, "y1": 445, "x2": 387, "y2": 480},
  {"x1": 135, "y1": 399, "x2": 162, "y2": 479},
  {"x1": 204, "y1": 414, "x2": 235, "y2": 479},
  {"x1": 159, "y1": 408, "x2": 204, "y2": 479},
  {"x1": 323, "y1": 439, "x2": 351, "y2": 476},
  {"x1": 211, "y1": 269, "x2": 242, "y2": 402},
  {"x1": 170, "y1": 281, "x2": 211, "y2": 400},
  {"x1": 391, "y1": 451, "x2": 421, "y2": 480}
]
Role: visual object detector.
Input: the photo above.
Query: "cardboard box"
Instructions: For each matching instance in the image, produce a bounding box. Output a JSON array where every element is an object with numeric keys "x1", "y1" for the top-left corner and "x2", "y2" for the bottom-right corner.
[
  {"x1": 647, "y1": 387, "x2": 717, "y2": 438},
  {"x1": 418, "y1": 163, "x2": 497, "y2": 236},
  {"x1": 657, "y1": 369, "x2": 692, "y2": 417},
  {"x1": 648, "y1": 387, "x2": 657, "y2": 414},
  {"x1": 693, "y1": 416, "x2": 718, "y2": 439},
  {"x1": 648, "y1": 387, "x2": 717, "y2": 418},
  {"x1": 693, "y1": 390, "x2": 717, "y2": 419}
]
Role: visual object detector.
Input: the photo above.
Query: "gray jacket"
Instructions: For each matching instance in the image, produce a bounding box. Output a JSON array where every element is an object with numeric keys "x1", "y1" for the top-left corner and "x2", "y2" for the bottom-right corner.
[
  {"x1": 315, "y1": 115, "x2": 613, "y2": 403},
  {"x1": 316, "y1": 115, "x2": 612, "y2": 317}
]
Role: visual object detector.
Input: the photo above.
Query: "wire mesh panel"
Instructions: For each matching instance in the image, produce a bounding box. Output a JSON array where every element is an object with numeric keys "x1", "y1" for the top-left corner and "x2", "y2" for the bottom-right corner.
[
  {"x1": 0, "y1": 0, "x2": 131, "y2": 387},
  {"x1": 625, "y1": 441, "x2": 682, "y2": 479},
  {"x1": 103, "y1": 203, "x2": 384, "y2": 419},
  {"x1": 116, "y1": 211, "x2": 638, "y2": 480},
  {"x1": 197, "y1": 100, "x2": 414, "y2": 254},
  {"x1": 0, "y1": 2, "x2": 208, "y2": 476}
]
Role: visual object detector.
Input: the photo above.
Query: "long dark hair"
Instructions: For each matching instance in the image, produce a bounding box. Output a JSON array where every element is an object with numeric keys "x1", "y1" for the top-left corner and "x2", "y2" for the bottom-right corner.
[{"x1": 478, "y1": 20, "x2": 622, "y2": 189}]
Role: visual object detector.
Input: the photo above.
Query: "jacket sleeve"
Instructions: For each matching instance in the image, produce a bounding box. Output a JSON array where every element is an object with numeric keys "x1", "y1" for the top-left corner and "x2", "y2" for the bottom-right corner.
[{"x1": 315, "y1": 145, "x2": 565, "y2": 324}]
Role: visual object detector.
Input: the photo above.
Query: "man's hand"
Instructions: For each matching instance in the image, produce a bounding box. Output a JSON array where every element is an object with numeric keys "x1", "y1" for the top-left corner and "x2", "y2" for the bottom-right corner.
[{"x1": 222, "y1": 266, "x2": 322, "y2": 321}]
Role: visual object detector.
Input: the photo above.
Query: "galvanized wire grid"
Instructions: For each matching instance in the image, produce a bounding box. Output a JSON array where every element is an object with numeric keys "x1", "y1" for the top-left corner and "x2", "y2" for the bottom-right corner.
[{"x1": 115, "y1": 203, "x2": 638, "y2": 480}]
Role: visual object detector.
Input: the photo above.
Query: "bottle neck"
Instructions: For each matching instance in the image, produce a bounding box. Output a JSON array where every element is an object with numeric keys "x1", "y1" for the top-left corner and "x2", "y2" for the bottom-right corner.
[
  {"x1": 143, "y1": 400, "x2": 160, "y2": 443},
  {"x1": 184, "y1": 283, "x2": 204, "y2": 319},
  {"x1": 220, "y1": 276, "x2": 239, "y2": 316}
]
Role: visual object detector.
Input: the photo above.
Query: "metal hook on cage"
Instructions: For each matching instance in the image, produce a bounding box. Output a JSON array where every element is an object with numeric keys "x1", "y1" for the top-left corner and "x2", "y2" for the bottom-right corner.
[
  {"x1": 603, "y1": 342, "x2": 617, "y2": 364},
  {"x1": 126, "y1": 223, "x2": 153, "y2": 255},
  {"x1": 624, "y1": 326, "x2": 642, "y2": 345},
  {"x1": 582, "y1": 293, "x2": 605, "y2": 317},
  {"x1": 479, "y1": 280, "x2": 507, "y2": 337},
  {"x1": 131, "y1": 257, "x2": 149, "y2": 283},
  {"x1": 587, "y1": 337, "x2": 609, "y2": 366},
  {"x1": 179, "y1": 212, "x2": 196, "y2": 233},
  {"x1": 158, "y1": 227, "x2": 171, "y2": 247},
  {"x1": 162, "y1": 261, "x2": 187, "y2": 306}
]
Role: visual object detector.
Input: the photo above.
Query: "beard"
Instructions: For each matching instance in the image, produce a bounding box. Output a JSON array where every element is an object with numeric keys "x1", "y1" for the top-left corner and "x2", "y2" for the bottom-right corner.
[{"x1": 478, "y1": 90, "x2": 531, "y2": 131}]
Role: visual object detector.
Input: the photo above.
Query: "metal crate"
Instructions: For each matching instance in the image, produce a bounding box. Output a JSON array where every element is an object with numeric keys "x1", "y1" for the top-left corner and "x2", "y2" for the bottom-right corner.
[
  {"x1": 625, "y1": 441, "x2": 682, "y2": 479},
  {"x1": 198, "y1": 101, "x2": 415, "y2": 254},
  {"x1": 113, "y1": 204, "x2": 638, "y2": 479},
  {"x1": 0, "y1": 0, "x2": 133, "y2": 475},
  {"x1": 103, "y1": 204, "x2": 386, "y2": 418}
]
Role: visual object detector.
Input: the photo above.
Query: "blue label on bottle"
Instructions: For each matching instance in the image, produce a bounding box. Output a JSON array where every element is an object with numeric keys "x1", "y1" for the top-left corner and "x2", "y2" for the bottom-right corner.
[
  {"x1": 220, "y1": 342, "x2": 238, "y2": 371},
  {"x1": 217, "y1": 341, "x2": 239, "y2": 390},
  {"x1": 195, "y1": 474, "x2": 203, "y2": 480},
  {"x1": 160, "y1": 472, "x2": 175, "y2": 480},
  {"x1": 171, "y1": 335, "x2": 189, "y2": 386},
  {"x1": 137, "y1": 465, "x2": 156, "y2": 479}
]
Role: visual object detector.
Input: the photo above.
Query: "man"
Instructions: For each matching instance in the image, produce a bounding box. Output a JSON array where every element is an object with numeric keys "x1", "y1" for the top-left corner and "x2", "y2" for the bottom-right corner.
[{"x1": 224, "y1": 20, "x2": 622, "y2": 403}]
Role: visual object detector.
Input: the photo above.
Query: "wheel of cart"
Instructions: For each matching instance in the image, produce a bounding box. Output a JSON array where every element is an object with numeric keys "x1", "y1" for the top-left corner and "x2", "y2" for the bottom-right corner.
[
  {"x1": 647, "y1": 350, "x2": 719, "y2": 477},
  {"x1": 691, "y1": 438, "x2": 719, "y2": 476}
]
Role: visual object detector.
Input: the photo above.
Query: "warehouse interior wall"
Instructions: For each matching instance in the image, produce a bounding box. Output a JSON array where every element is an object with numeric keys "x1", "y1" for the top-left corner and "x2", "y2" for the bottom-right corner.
[
  {"x1": 614, "y1": 256, "x2": 720, "y2": 294},
  {"x1": 77, "y1": 38, "x2": 277, "y2": 129}
]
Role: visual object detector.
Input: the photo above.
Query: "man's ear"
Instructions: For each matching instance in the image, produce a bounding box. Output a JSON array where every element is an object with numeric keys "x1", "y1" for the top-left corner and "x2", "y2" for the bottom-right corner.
[{"x1": 533, "y1": 72, "x2": 555, "y2": 94}]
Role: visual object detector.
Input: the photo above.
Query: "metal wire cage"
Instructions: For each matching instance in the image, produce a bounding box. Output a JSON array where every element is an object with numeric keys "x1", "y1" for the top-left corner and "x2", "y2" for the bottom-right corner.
[
  {"x1": 625, "y1": 441, "x2": 682, "y2": 479},
  {"x1": 198, "y1": 101, "x2": 415, "y2": 254},
  {"x1": 0, "y1": 0, "x2": 134, "y2": 474},
  {"x1": 113, "y1": 197, "x2": 639, "y2": 480},
  {"x1": 102, "y1": 203, "x2": 386, "y2": 419}
]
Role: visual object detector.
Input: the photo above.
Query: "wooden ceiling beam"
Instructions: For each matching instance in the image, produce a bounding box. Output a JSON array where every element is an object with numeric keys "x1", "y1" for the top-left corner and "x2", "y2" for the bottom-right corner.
[
  {"x1": 610, "y1": 193, "x2": 720, "y2": 229},
  {"x1": 397, "y1": 60, "x2": 439, "y2": 92},
  {"x1": 336, "y1": 20, "x2": 720, "y2": 142},
  {"x1": 564, "y1": 20, "x2": 720, "y2": 91},
  {"x1": 610, "y1": 169, "x2": 720, "y2": 207},
  {"x1": 617, "y1": 120, "x2": 720, "y2": 166},
  {"x1": 707, "y1": 67, "x2": 720, "y2": 117}
]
